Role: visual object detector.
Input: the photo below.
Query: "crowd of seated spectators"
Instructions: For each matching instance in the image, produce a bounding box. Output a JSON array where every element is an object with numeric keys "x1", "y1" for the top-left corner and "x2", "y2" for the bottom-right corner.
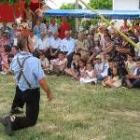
[{"x1": 0, "y1": 11, "x2": 140, "y2": 89}]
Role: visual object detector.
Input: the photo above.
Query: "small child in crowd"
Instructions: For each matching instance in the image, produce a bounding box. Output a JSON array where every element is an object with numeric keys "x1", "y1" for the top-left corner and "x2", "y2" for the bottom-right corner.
[
  {"x1": 80, "y1": 63, "x2": 97, "y2": 84},
  {"x1": 50, "y1": 52, "x2": 67, "y2": 74},
  {"x1": 39, "y1": 51, "x2": 50, "y2": 73},
  {"x1": 102, "y1": 66, "x2": 122, "y2": 88},
  {"x1": 65, "y1": 53, "x2": 81, "y2": 78}
]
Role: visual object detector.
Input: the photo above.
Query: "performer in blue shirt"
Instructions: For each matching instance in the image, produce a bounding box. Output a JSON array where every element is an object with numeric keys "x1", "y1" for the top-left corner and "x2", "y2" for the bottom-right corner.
[{"x1": 0, "y1": 36, "x2": 53, "y2": 136}]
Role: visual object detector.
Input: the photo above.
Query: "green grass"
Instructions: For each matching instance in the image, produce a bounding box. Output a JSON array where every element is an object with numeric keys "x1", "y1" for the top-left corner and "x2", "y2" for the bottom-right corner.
[{"x1": 0, "y1": 75, "x2": 140, "y2": 140}]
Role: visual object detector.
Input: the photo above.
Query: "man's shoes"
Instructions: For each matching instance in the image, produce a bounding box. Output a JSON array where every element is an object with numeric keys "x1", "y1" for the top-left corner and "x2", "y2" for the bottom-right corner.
[
  {"x1": 10, "y1": 108, "x2": 23, "y2": 115},
  {"x1": 0, "y1": 116, "x2": 13, "y2": 136}
]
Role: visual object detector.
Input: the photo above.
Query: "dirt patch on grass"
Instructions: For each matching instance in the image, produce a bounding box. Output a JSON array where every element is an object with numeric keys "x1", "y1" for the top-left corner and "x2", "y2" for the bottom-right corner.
[
  {"x1": 109, "y1": 110, "x2": 139, "y2": 119},
  {"x1": 36, "y1": 123, "x2": 60, "y2": 132},
  {"x1": 62, "y1": 112, "x2": 92, "y2": 121},
  {"x1": 90, "y1": 135, "x2": 106, "y2": 140},
  {"x1": 52, "y1": 100, "x2": 65, "y2": 106}
]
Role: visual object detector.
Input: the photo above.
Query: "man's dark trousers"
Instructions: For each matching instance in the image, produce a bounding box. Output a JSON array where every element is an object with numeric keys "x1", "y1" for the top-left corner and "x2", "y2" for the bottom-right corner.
[{"x1": 12, "y1": 86, "x2": 40, "y2": 131}]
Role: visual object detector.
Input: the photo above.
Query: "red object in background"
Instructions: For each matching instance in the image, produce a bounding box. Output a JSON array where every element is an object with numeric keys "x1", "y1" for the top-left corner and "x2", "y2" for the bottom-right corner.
[
  {"x1": 59, "y1": 23, "x2": 71, "y2": 39},
  {"x1": 29, "y1": 2, "x2": 40, "y2": 12},
  {"x1": 29, "y1": 0, "x2": 42, "y2": 12},
  {"x1": 0, "y1": 0, "x2": 25, "y2": 22},
  {"x1": 31, "y1": 0, "x2": 39, "y2": 3},
  {"x1": 0, "y1": 0, "x2": 41, "y2": 22}
]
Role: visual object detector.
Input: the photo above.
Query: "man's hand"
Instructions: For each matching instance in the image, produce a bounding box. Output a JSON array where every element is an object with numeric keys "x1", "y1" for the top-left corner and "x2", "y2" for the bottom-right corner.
[
  {"x1": 39, "y1": 78, "x2": 54, "y2": 101},
  {"x1": 47, "y1": 91, "x2": 54, "y2": 101}
]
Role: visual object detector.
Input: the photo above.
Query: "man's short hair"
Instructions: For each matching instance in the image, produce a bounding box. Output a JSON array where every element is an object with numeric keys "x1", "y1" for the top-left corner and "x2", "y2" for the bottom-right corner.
[
  {"x1": 17, "y1": 37, "x2": 27, "y2": 50},
  {"x1": 12, "y1": 23, "x2": 17, "y2": 27}
]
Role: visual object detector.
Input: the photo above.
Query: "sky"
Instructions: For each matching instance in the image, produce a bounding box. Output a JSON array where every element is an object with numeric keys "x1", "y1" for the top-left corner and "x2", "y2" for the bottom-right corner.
[{"x1": 45, "y1": 0, "x2": 90, "y2": 9}]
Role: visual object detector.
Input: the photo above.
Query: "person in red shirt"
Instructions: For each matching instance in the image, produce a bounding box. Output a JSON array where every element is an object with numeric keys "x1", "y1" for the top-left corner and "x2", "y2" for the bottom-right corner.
[{"x1": 59, "y1": 17, "x2": 71, "y2": 39}]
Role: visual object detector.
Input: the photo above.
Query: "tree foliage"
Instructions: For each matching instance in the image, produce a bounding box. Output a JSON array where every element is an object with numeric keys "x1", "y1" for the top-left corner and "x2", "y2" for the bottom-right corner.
[
  {"x1": 60, "y1": 3, "x2": 75, "y2": 9},
  {"x1": 89, "y1": 0, "x2": 112, "y2": 9}
]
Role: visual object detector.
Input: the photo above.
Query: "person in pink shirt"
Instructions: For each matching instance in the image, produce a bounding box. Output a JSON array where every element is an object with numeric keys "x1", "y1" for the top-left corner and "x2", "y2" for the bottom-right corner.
[
  {"x1": 50, "y1": 52, "x2": 67, "y2": 75},
  {"x1": 0, "y1": 32, "x2": 10, "y2": 54},
  {"x1": 1, "y1": 45, "x2": 11, "y2": 74}
]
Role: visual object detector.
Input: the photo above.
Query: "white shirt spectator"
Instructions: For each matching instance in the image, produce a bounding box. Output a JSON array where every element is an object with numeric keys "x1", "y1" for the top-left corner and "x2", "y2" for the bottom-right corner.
[
  {"x1": 29, "y1": 35, "x2": 39, "y2": 50},
  {"x1": 13, "y1": 38, "x2": 18, "y2": 46},
  {"x1": 50, "y1": 37, "x2": 61, "y2": 50},
  {"x1": 40, "y1": 58, "x2": 49, "y2": 68},
  {"x1": 94, "y1": 62, "x2": 104, "y2": 72},
  {"x1": 95, "y1": 61, "x2": 109, "y2": 79},
  {"x1": 135, "y1": 42, "x2": 140, "y2": 57},
  {"x1": 100, "y1": 62, "x2": 109, "y2": 77},
  {"x1": 60, "y1": 37, "x2": 75, "y2": 55},
  {"x1": 133, "y1": 67, "x2": 140, "y2": 75},
  {"x1": 38, "y1": 36, "x2": 53, "y2": 50},
  {"x1": 100, "y1": 34, "x2": 105, "y2": 48},
  {"x1": 48, "y1": 24, "x2": 58, "y2": 35}
]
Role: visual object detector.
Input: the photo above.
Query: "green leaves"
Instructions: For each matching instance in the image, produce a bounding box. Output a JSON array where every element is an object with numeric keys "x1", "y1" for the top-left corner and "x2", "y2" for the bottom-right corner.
[{"x1": 89, "y1": 0, "x2": 112, "y2": 9}]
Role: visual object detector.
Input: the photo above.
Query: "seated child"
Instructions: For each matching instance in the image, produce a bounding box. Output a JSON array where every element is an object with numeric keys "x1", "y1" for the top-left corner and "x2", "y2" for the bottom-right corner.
[
  {"x1": 50, "y1": 52, "x2": 67, "y2": 74},
  {"x1": 80, "y1": 63, "x2": 97, "y2": 84},
  {"x1": 125, "y1": 60, "x2": 140, "y2": 88},
  {"x1": 102, "y1": 66, "x2": 122, "y2": 88},
  {"x1": 74, "y1": 59, "x2": 86, "y2": 80},
  {"x1": 1, "y1": 45, "x2": 11, "y2": 74},
  {"x1": 5, "y1": 53, "x2": 14, "y2": 74},
  {"x1": 39, "y1": 51, "x2": 50, "y2": 72},
  {"x1": 65, "y1": 53, "x2": 81, "y2": 78},
  {"x1": 78, "y1": 59, "x2": 86, "y2": 79},
  {"x1": 125, "y1": 54, "x2": 136, "y2": 75}
]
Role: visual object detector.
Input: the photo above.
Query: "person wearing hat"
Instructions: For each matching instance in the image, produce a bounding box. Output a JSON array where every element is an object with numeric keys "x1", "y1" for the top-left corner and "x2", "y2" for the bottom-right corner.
[
  {"x1": 107, "y1": 20, "x2": 116, "y2": 35},
  {"x1": 94, "y1": 54, "x2": 104, "y2": 76},
  {"x1": 95, "y1": 54, "x2": 110, "y2": 82},
  {"x1": 0, "y1": 36, "x2": 53, "y2": 135},
  {"x1": 94, "y1": 54, "x2": 108, "y2": 81}
]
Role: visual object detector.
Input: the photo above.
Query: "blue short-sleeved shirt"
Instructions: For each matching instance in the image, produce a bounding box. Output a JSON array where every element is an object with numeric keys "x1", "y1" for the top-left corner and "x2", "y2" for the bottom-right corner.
[{"x1": 10, "y1": 51, "x2": 45, "y2": 91}]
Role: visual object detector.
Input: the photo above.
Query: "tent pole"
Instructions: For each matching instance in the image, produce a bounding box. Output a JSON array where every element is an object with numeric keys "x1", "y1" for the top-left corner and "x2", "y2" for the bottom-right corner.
[{"x1": 75, "y1": 0, "x2": 79, "y2": 32}]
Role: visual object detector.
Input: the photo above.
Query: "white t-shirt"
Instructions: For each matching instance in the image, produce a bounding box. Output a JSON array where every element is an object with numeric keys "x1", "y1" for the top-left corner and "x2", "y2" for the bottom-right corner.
[
  {"x1": 30, "y1": 35, "x2": 39, "y2": 50},
  {"x1": 40, "y1": 58, "x2": 49, "y2": 67},
  {"x1": 60, "y1": 37, "x2": 75, "y2": 55},
  {"x1": 135, "y1": 42, "x2": 140, "y2": 57},
  {"x1": 50, "y1": 37, "x2": 61, "y2": 49},
  {"x1": 48, "y1": 24, "x2": 58, "y2": 35},
  {"x1": 94, "y1": 62, "x2": 104, "y2": 72},
  {"x1": 38, "y1": 36, "x2": 53, "y2": 50},
  {"x1": 101, "y1": 62, "x2": 109, "y2": 77}
]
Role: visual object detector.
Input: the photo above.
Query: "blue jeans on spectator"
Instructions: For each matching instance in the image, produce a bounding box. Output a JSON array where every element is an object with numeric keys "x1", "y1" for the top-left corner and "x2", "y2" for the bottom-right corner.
[{"x1": 97, "y1": 75, "x2": 104, "y2": 81}]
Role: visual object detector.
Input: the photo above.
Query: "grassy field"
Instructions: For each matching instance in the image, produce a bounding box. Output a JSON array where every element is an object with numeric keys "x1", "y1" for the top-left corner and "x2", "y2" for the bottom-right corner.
[{"x1": 0, "y1": 75, "x2": 140, "y2": 140}]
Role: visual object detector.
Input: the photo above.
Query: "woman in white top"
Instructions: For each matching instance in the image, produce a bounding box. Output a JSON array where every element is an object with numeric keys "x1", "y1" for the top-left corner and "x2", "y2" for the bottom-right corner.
[
  {"x1": 102, "y1": 66, "x2": 122, "y2": 88},
  {"x1": 39, "y1": 51, "x2": 49, "y2": 72},
  {"x1": 80, "y1": 63, "x2": 97, "y2": 84},
  {"x1": 125, "y1": 54, "x2": 136, "y2": 74}
]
